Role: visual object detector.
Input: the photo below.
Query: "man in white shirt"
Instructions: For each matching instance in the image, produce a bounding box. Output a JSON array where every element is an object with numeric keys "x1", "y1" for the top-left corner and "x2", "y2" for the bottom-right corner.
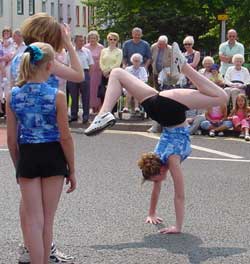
[
  {"x1": 67, "y1": 35, "x2": 94, "y2": 123},
  {"x1": 219, "y1": 29, "x2": 244, "y2": 76}
]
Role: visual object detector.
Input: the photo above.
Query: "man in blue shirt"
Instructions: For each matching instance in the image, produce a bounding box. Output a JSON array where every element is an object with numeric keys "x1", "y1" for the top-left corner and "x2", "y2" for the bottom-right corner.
[{"x1": 122, "y1": 27, "x2": 151, "y2": 70}]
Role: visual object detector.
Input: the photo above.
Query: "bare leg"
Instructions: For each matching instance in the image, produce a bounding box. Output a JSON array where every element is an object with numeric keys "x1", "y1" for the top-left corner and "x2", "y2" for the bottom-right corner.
[
  {"x1": 160, "y1": 155, "x2": 184, "y2": 234},
  {"x1": 42, "y1": 176, "x2": 64, "y2": 264},
  {"x1": 100, "y1": 68, "x2": 157, "y2": 114},
  {"x1": 100, "y1": 64, "x2": 228, "y2": 114},
  {"x1": 160, "y1": 64, "x2": 228, "y2": 110},
  {"x1": 19, "y1": 177, "x2": 44, "y2": 264},
  {"x1": 19, "y1": 199, "x2": 29, "y2": 248}
]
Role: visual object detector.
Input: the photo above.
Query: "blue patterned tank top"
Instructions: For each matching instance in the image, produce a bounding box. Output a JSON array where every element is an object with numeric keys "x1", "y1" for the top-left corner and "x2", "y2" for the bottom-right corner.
[{"x1": 10, "y1": 82, "x2": 60, "y2": 144}]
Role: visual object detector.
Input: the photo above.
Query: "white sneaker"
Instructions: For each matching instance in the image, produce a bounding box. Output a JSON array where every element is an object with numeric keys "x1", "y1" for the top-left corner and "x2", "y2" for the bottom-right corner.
[
  {"x1": 84, "y1": 112, "x2": 116, "y2": 136},
  {"x1": 195, "y1": 130, "x2": 202, "y2": 135},
  {"x1": 171, "y1": 42, "x2": 187, "y2": 77},
  {"x1": 245, "y1": 135, "x2": 250, "y2": 141},
  {"x1": 50, "y1": 243, "x2": 74, "y2": 263},
  {"x1": 18, "y1": 245, "x2": 30, "y2": 264},
  {"x1": 218, "y1": 131, "x2": 224, "y2": 137},
  {"x1": 209, "y1": 130, "x2": 215, "y2": 137},
  {"x1": 135, "y1": 107, "x2": 140, "y2": 112},
  {"x1": 239, "y1": 132, "x2": 245, "y2": 138},
  {"x1": 18, "y1": 243, "x2": 74, "y2": 264}
]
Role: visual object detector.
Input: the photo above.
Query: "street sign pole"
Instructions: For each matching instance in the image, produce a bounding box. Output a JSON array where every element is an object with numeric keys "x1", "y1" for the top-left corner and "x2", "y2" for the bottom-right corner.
[
  {"x1": 221, "y1": 20, "x2": 226, "y2": 43},
  {"x1": 218, "y1": 14, "x2": 229, "y2": 43}
]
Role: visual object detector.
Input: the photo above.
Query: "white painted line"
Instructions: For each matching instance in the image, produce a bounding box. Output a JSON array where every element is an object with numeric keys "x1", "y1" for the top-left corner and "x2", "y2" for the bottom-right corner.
[
  {"x1": 190, "y1": 145, "x2": 243, "y2": 159},
  {"x1": 105, "y1": 130, "x2": 243, "y2": 159},
  {"x1": 188, "y1": 156, "x2": 250, "y2": 162},
  {"x1": 0, "y1": 148, "x2": 8, "y2": 152}
]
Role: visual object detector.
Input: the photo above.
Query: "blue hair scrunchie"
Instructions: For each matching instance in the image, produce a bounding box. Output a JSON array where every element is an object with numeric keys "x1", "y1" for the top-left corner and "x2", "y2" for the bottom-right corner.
[{"x1": 24, "y1": 45, "x2": 44, "y2": 64}]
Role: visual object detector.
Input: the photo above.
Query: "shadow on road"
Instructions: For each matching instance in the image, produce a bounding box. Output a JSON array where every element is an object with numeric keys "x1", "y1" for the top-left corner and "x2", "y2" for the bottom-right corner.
[{"x1": 91, "y1": 232, "x2": 246, "y2": 264}]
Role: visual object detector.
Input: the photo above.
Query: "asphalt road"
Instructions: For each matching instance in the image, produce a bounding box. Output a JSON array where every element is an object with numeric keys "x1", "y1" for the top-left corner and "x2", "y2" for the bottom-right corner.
[{"x1": 0, "y1": 130, "x2": 250, "y2": 263}]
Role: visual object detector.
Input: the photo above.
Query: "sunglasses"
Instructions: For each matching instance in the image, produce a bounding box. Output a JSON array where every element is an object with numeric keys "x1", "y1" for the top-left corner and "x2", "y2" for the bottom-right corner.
[
  {"x1": 184, "y1": 43, "x2": 192, "y2": 46},
  {"x1": 109, "y1": 38, "x2": 117, "y2": 41}
]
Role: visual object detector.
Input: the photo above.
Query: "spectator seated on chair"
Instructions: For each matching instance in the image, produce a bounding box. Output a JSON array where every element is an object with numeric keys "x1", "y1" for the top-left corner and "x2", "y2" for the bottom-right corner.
[{"x1": 124, "y1": 53, "x2": 148, "y2": 113}]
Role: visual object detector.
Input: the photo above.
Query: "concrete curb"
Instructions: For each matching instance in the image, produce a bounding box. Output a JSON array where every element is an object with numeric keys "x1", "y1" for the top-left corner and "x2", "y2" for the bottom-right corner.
[{"x1": 0, "y1": 118, "x2": 152, "y2": 133}]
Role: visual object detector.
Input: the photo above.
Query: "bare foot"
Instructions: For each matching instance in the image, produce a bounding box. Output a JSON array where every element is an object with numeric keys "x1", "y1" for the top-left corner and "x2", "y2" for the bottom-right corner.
[{"x1": 159, "y1": 226, "x2": 181, "y2": 234}]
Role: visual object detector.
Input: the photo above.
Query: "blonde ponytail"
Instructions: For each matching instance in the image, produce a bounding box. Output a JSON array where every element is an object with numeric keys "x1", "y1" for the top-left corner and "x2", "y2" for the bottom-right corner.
[
  {"x1": 16, "y1": 52, "x2": 35, "y2": 87},
  {"x1": 16, "y1": 42, "x2": 55, "y2": 87}
]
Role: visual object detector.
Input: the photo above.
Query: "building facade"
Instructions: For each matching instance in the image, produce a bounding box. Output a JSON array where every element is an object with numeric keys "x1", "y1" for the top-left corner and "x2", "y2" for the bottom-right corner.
[{"x1": 0, "y1": 0, "x2": 91, "y2": 39}]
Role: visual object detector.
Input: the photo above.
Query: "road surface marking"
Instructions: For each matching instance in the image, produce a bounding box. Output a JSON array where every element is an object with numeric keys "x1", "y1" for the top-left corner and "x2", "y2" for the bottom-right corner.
[
  {"x1": 188, "y1": 157, "x2": 250, "y2": 162},
  {"x1": 105, "y1": 130, "x2": 243, "y2": 159}
]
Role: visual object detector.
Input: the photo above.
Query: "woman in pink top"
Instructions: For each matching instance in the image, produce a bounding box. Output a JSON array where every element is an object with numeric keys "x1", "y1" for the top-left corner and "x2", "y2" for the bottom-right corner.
[
  {"x1": 85, "y1": 30, "x2": 104, "y2": 113},
  {"x1": 228, "y1": 94, "x2": 250, "y2": 140},
  {"x1": 200, "y1": 104, "x2": 232, "y2": 137}
]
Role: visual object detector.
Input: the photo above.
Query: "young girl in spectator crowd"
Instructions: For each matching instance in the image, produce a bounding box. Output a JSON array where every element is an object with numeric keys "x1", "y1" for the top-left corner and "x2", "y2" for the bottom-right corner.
[
  {"x1": 7, "y1": 42, "x2": 76, "y2": 264},
  {"x1": 200, "y1": 103, "x2": 232, "y2": 137},
  {"x1": 228, "y1": 94, "x2": 250, "y2": 141},
  {"x1": 210, "y1": 64, "x2": 224, "y2": 87}
]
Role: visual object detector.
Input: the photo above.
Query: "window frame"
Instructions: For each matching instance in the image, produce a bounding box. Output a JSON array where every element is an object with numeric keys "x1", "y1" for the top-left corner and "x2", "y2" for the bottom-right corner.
[
  {"x1": 76, "y1": 5, "x2": 80, "y2": 27},
  {"x1": 29, "y1": 0, "x2": 35, "y2": 15},
  {"x1": 17, "y1": 0, "x2": 24, "y2": 15},
  {"x1": 82, "y1": 6, "x2": 87, "y2": 26}
]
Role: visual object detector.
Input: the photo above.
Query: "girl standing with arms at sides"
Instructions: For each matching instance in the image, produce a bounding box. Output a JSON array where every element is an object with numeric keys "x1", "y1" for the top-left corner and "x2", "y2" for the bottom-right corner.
[
  {"x1": 10, "y1": 13, "x2": 82, "y2": 264},
  {"x1": 228, "y1": 94, "x2": 250, "y2": 141},
  {"x1": 84, "y1": 43, "x2": 228, "y2": 234},
  {"x1": 7, "y1": 42, "x2": 76, "y2": 263}
]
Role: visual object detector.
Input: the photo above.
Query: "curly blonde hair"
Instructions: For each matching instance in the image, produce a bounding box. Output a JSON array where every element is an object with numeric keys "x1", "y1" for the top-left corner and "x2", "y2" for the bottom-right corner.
[{"x1": 137, "y1": 152, "x2": 162, "y2": 181}]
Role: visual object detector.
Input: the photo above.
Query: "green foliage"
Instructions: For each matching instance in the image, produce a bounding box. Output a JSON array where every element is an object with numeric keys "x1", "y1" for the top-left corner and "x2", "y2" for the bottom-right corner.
[{"x1": 82, "y1": 0, "x2": 250, "y2": 56}]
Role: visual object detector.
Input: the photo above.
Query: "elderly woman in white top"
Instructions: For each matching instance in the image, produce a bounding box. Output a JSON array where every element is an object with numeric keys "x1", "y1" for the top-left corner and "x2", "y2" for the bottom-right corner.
[
  {"x1": 224, "y1": 54, "x2": 250, "y2": 108},
  {"x1": 198, "y1": 56, "x2": 214, "y2": 79},
  {"x1": 124, "y1": 53, "x2": 148, "y2": 113}
]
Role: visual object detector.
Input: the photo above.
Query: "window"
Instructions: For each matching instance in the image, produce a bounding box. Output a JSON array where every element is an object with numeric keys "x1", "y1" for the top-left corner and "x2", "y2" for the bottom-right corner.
[
  {"x1": 59, "y1": 3, "x2": 63, "y2": 22},
  {"x1": 29, "y1": 0, "x2": 35, "y2": 15},
  {"x1": 67, "y1": 5, "x2": 72, "y2": 25},
  {"x1": 67, "y1": 4, "x2": 71, "y2": 17},
  {"x1": 82, "y1": 6, "x2": 86, "y2": 26},
  {"x1": 51, "y1": 2, "x2": 55, "y2": 17},
  {"x1": 17, "y1": 0, "x2": 24, "y2": 15},
  {"x1": 76, "y1": 6, "x2": 79, "y2": 26},
  {"x1": 0, "y1": 0, "x2": 3, "y2": 16},
  {"x1": 88, "y1": 6, "x2": 94, "y2": 25},
  {"x1": 42, "y1": 1, "x2": 46, "y2": 12}
]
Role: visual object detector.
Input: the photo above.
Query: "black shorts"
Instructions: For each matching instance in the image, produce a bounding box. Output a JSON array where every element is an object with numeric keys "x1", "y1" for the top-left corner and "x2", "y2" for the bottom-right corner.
[
  {"x1": 141, "y1": 93, "x2": 189, "y2": 127},
  {"x1": 16, "y1": 142, "x2": 69, "y2": 179}
]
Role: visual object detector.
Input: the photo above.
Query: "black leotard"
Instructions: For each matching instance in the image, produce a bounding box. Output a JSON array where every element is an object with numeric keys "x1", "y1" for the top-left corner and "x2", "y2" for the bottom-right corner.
[{"x1": 141, "y1": 93, "x2": 189, "y2": 127}]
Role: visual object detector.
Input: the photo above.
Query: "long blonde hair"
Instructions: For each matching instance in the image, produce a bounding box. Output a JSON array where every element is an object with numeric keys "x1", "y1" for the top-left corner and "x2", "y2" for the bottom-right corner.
[
  {"x1": 20, "y1": 13, "x2": 63, "y2": 52},
  {"x1": 17, "y1": 42, "x2": 55, "y2": 87}
]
